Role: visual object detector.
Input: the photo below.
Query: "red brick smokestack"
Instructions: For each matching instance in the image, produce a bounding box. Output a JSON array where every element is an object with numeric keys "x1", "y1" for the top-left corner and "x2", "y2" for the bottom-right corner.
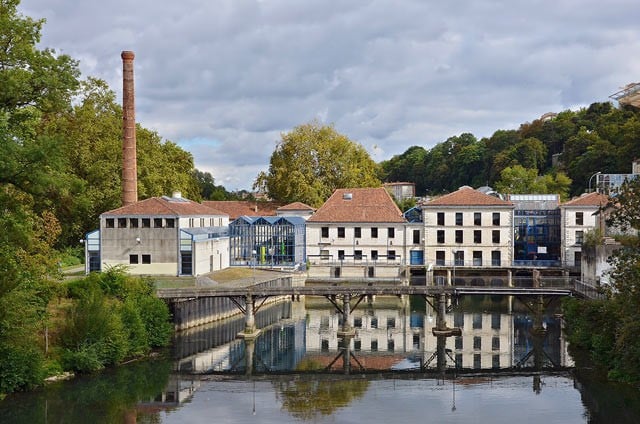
[{"x1": 121, "y1": 50, "x2": 137, "y2": 206}]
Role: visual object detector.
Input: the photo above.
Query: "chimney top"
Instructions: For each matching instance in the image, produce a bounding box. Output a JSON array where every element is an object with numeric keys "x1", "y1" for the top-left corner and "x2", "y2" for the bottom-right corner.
[{"x1": 121, "y1": 50, "x2": 135, "y2": 60}]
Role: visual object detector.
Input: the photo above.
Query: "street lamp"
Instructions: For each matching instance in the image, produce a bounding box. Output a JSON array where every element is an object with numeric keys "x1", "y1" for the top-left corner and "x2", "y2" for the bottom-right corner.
[{"x1": 588, "y1": 171, "x2": 601, "y2": 193}]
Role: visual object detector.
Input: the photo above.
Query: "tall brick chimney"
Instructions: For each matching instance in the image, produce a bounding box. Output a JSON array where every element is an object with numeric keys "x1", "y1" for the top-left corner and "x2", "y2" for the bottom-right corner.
[{"x1": 121, "y1": 50, "x2": 138, "y2": 206}]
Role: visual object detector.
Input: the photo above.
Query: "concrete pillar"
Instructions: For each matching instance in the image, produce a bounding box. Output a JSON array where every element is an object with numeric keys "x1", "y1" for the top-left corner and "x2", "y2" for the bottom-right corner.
[
  {"x1": 245, "y1": 295, "x2": 255, "y2": 333},
  {"x1": 507, "y1": 269, "x2": 513, "y2": 288},
  {"x1": 337, "y1": 294, "x2": 355, "y2": 337},
  {"x1": 121, "y1": 51, "x2": 137, "y2": 206}
]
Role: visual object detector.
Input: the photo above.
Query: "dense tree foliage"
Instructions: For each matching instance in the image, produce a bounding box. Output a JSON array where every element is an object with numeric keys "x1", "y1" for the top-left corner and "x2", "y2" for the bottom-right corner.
[
  {"x1": 192, "y1": 169, "x2": 240, "y2": 200},
  {"x1": 563, "y1": 178, "x2": 640, "y2": 383},
  {"x1": 379, "y1": 104, "x2": 640, "y2": 197},
  {"x1": 255, "y1": 121, "x2": 380, "y2": 207}
]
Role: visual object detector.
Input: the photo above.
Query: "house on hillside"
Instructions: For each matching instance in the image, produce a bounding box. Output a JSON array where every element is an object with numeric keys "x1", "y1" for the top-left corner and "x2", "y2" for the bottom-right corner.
[
  {"x1": 86, "y1": 194, "x2": 229, "y2": 276},
  {"x1": 305, "y1": 187, "x2": 408, "y2": 282}
]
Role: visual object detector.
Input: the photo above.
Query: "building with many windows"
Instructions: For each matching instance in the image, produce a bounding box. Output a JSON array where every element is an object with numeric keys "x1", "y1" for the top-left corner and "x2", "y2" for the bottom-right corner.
[{"x1": 87, "y1": 194, "x2": 230, "y2": 276}]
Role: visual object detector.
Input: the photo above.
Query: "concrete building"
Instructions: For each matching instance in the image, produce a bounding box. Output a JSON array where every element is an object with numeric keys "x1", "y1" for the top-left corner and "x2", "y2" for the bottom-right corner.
[
  {"x1": 305, "y1": 187, "x2": 407, "y2": 282},
  {"x1": 88, "y1": 194, "x2": 230, "y2": 276},
  {"x1": 384, "y1": 182, "x2": 416, "y2": 201},
  {"x1": 559, "y1": 192, "x2": 609, "y2": 269},
  {"x1": 421, "y1": 186, "x2": 514, "y2": 285}
]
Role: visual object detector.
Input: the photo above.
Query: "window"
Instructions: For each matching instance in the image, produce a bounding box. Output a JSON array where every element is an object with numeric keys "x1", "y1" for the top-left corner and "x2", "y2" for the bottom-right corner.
[
  {"x1": 371, "y1": 250, "x2": 378, "y2": 260},
  {"x1": 455, "y1": 230, "x2": 463, "y2": 244},
  {"x1": 455, "y1": 212, "x2": 463, "y2": 226},
  {"x1": 321, "y1": 339, "x2": 329, "y2": 352},
  {"x1": 473, "y1": 251, "x2": 482, "y2": 266},
  {"x1": 413, "y1": 229, "x2": 420, "y2": 244},
  {"x1": 371, "y1": 339, "x2": 378, "y2": 352},
  {"x1": 371, "y1": 317, "x2": 378, "y2": 329},
  {"x1": 387, "y1": 339, "x2": 395, "y2": 352},
  {"x1": 574, "y1": 252, "x2": 582, "y2": 267},
  {"x1": 473, "y1": 336, "x2": 482, "y2": 350},
  {"x1": 455, "y1": 336, "x2": 463, "y2": 350},
  {"x1": 142, "y1": 254, "x2": 151, "y2": 264},
  {"x1": 474, "y1": 230, "x2": 482, "y2": 244},
  {"x1": 129, "y1": 218, "x2": 139, "y2": 228},
  {"x1": 129, "y1": 254, "x2": 139, "y2": 264},
  {"x1": 188, "y1": 218, "x2": 194, "y2": 227},
  {"x1": 436, "y1": 251, "x2": 445, "y2": 266},
  {"x1": 320, "y1": 250, "x2": 329, "y2": 260},
  {"x1": 321, "y1": 227, "x2": 329, "y2": 238},
  {"x1": 454, "y1": 251, "x2": 464, "y2": 266},
  {"x1": 437, "y1": 230, "x2": 445, "y2": 244},
  {"x1": 106, "y1": 218, "x2": 114, "y2": 228},
  {"x1": 142, "y1": 218, "x2": 151, "y2": 228},
  {"x1": 387, "y1": 250, "x2": 396, "y2": 261},
  {"x1": 576, "y1": 230, "x2": 584, "y2": 245},
  {"x1": 492, "y1": 230, "x2": 500, "y2": 243},
  {"x1": 491, "y1": 313, "x2": 501, "y2": 329},
  {"x1": 492, "y1": 354, "x2": 500, "y2": 369},
  {"x1": 338, "y1": 250, "x2": 345, "y2": 260},
  {"x1": 492, "y1": 336, "x2": 500, "y2": 351},
  {"x1": 154, "y1": 218, "x2": 163, "y2": 228},
  {"x1": 387, "y1": 317, "x2": 396, "y2": 328},
  {"x1": 474, "y1": 212, "x2": 481, "y2": 226},
  {"x1": 491, "y1": 251, "x2": 501, "y2": 266},
  {"x1": 437, "y1": 212, "x2": 445, "y2": 226},
  {"x1": 166, "y1": 218, "x2": 175, "y2": 228},
  {"x1": 354, "y1": 250, "x2": 363, "y2": 260},
  {"x1": 576, "y1": 212, "x2": 584, "y2": 226},
  {"x1": 354, "y1": 227, "x2": 361, "y2": 238},
  {"x1": 118, "y1": 218, "x2": 127, "y2": 228},
  {"x1": 337, "y1": 227, "x2": 345, "y2": 238},
  {"x1": 493, "y1": 212, "x2": 500, "y2": 226},
  {"x1": 474, "y1": 354, "x2": 481, "y2": 369},
  {"x1": 354, "y1": 317, "x2": 363, "y2": 328},
  {"x1": 354, "y1": 340, "x2": 362, "y2": 351},
  {"x1": 371, "y1": 227, "x2": 378, "y2": 238},
  {"x1": 454, "y1": 312, "x2": 464, "y2": 328},
  {"x1": 388, "y1": 227, "x2": 395, "y2": 238},
  {"x1": 472, "y1": 313, "x2": 482, "y2": 329}
]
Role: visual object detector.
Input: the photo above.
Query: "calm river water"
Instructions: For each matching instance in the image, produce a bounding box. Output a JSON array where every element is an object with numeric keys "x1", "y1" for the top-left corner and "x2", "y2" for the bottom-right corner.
[{"x1": 1, "y1": 296, "x2": 639, "y2": 423}]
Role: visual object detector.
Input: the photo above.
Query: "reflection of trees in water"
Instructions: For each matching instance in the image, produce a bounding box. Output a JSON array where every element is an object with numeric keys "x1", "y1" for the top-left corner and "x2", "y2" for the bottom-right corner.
[{"x1": 276, "y1": 376, "x2": 369, "y2": 420}]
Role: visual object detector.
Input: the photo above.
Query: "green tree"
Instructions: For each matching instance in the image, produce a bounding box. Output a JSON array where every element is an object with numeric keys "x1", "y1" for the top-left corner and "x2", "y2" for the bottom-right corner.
[
  {"x1": 494, "y1": 165, "x2": 571, "y2": 199},
  {"x1": 255, "y1": 121, "x2": 380, "y2": 207}
]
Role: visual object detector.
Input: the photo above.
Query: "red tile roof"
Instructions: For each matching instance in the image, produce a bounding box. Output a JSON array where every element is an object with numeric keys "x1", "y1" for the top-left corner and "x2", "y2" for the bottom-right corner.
[
  {"x1": 277, "y1": 202, "x2": 315, "y2": 211},
  {"x1": 561, "y1": 192, "x2": 610, "y2": 207},
  {"x1": 202, "y1": 200, "x2": 280, "y2": 220},
  {"x1": 103, "y1": 197, "x2": 227, "y2": 216},
  {"x1": 425, "y1": 186, "x2": 513, "y2": 207},
  {"x1": 308, "y1": 187, "x2": 405, "y2": 223}
]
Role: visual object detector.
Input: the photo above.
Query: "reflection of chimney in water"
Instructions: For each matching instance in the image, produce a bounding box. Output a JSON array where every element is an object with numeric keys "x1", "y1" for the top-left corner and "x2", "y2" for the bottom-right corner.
[{"x1": 121, "y1": 50, "x2": 137, "y2": 206}]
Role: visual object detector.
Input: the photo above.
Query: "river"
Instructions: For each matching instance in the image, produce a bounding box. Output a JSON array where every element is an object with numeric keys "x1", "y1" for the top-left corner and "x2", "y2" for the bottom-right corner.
[{"x1": 1, "y1": 295, "x2": 639, "y2": 423}]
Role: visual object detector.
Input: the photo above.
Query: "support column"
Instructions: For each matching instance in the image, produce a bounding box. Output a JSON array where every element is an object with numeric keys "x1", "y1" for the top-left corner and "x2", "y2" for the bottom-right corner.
[
  {"x1": 337, "y1": 294, "x2": 356, "y2": 337},
  {"x1": 507, "y1": 269, "x2": 513, "y2": 288},
  {"x1": 238, "y1": 294, "x2": 261, "y2": 339}
]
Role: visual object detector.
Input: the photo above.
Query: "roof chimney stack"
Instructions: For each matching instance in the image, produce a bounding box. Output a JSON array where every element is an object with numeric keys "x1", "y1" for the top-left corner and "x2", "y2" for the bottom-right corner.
[{"x1": 121, "y1": 50, "x2": 138, "y2": 206}]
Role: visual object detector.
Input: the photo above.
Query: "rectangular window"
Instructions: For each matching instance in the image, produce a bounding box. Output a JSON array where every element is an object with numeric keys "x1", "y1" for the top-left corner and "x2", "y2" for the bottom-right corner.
[
  {"x1": 154, "y1": 218, "x2": 163, "y2": 228},
  {"x1": 387, "y1": 339, "x2": 395, "y2": 352},
  {"x1": 142, "y1": 254, "x2": 151, "y2": 264},
  {"x1": 338, "y1": 250, "x2": 345, "y2": 260},
  {"x1": 129, "y1": 254, "x2": 138, "y2": 264},
  {"x1": 437, "y1": 230, "x2": 445, "y2": 244},
  {"x1": 474, "y1": 212, "x2": 481, "y2": 226},
  {"x1": 473, "y1": 313, "x2": 482, "y2": 329},
  {"x1": 576, "y1": 230, "x2": 584, "y2": 245},
  {"x1": 354, "y1": 250, "x2": 362, "y2": 260},
  {"x1": 493, "y1": 212, "x2": 500, "y2": 226},
  {"x1": 492, "y1": 336, "x2": 500, "y2": 351},
  {"x1": 337, "y1": 227, "x2": 345, "y2": 238},
  {"x1": 576, "y1": 212, "x2": 584, "y2": 226},
  {"x1": 473, "y1": 251, "x2": 482, "y2": 266},
  {"x1": 166, "y1": 218, "x2": 175, "y2": 228},
  {"x1": 354, "y1": 340, "x2": 362, "y2": 351},
  {"x1": 371, "y1": 250, "x2": 378, "y2": 260},
  {"x1": 473, "y1": 336, "x2": 482, "y2": 350},
  {"x1": 492, "y1": 230, "x2": 500, "y2": 243},
  {"x1": 474, "y1": 230, "x2": 482, "y2": 244},
  {"x1": 455, "y1": 336, "x2": 463, "y2": 350},
  {"x1": 354, "y1": 227, "x2": 361, "y2": 238},
  {"x1": 492, "y1": 354, "x2": 500, "y2": 369},
  {"x1": 142, "y1": 218, "x2": 151, "y2": 228},
  {"x1": 354, "y1": 317, "x2": 363, "y2": 328},
  {"x1": 387, "y1": 250, "x2": 396, "y2": 261},
  {"x1": 387, "y1": 317, "x2": 396, "y2": 328},
  {"x1": 454, "y1": 312, "x2": 464, "y2": 328},
  {"x1": 106, "y1": 218, "x2": 114, "y2": 228},
  {"x1": 321, "y1": 227, "x2": 329, "y2": 238},
  {"x1": 474, "y1": 354, "x2": 481, "y2": 369},
  {"x1": 575, "y1": 252, "x2": 582, "y2": 267},
  {"x1": 491, "y1": 251, "x2": 501, "y2": 266},
  {"x1": 371, "y1": 317, "x2": 378, "y2": 329},
  {"x1": 455, "y1": 230, "x2": 463, "y2": 244},
  {"x1": 129, "y1": 218, "x2": 139, "y2": 228},
  {"x1": 454, "y1": 251, "x2": 464, "y2": 266},
  {"x1": 320, "y1": 249, "x2": 330, "y2": 260},
  {"x1": 455, "y1": 212, "x2": 463, "y2": 226},
  {"x1": 371, "y1": 339, "x2": 378, "y2": 352},
  {"x1": 388, "y1": 227, "x2": 395, "y2": 238},
  {"x1": 437, "y1": 212, "x2": 445, "y2": 226},
  {"x1": 436, "y1": 250, "x2": 445, "y2": 266},
  {"x1": 491, "y1": 313, "x2": 501, "y2": 329},
  {"x1": 371, "y1": 227, "x2": 378, "y2": 238},
  {"x1": 413, "y1": 229, "x2": 420, "y2": 244},
  {"x1": 118, "y1": 218, "x2": 127, "y2": 228}
]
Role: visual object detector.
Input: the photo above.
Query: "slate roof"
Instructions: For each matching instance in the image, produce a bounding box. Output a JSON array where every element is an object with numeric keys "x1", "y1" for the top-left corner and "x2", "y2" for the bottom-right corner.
[
  {"x1": 202, "y1": 200, "x2": 280, "y2": 220},
  {"x1": 425, "y1": 186, "x2": 513, "y2": 207},
  {"x1": 561, "y1": 192, "x2": 610, "y2": 207},
  {"x1": 103, "y1": 196, "x2": 227, "y2": 216},
  {"x1": 308, "y1": 187, "x2": 405, "y2": 223}
]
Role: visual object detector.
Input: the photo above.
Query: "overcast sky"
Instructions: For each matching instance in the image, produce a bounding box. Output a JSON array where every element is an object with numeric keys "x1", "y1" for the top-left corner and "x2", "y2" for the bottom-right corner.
[{"x1": 20, "y1": 0, "x2": 640, "y2": 191}]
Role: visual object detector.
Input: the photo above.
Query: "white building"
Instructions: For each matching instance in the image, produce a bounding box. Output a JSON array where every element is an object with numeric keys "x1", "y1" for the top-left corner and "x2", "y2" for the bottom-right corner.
[{"x1": 87, "y1": 194, "x2": 230, "y2": 276}]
